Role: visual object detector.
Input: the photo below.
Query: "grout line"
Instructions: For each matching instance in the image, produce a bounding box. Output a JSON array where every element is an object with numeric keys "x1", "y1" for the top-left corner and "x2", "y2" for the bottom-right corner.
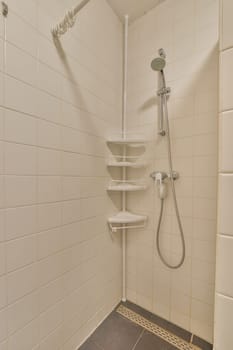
[
  {"x1": 131, "y1": 329, "x2": 145, "y2": 350},
  {"x1": 0, "y1": 93, "x2": 117, "y2": 129},
  {"x1": 0, "y1": 102, "x2": 114, "y2": 132},
  {"x1": 5, "y1": 69, "x2": 119, "y2": 113}
]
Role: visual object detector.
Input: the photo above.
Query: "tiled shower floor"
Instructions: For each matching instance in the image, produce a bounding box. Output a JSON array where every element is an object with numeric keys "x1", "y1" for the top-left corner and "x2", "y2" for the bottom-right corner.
[{"x1": 79, "y1": 301, "x2": 213, "y2": 350}]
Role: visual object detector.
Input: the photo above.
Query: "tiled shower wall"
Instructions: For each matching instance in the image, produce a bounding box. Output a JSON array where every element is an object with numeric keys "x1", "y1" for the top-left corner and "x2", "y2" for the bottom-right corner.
[
  {"x1": 126, "y1": 0, "x2": 218, "y2": 343},
  {"x1": 215, "y1": 0, "x2": 233, "y2": 349},
  {"x1": 0, "y1": 0, "x2": 122, "y2": 349}
]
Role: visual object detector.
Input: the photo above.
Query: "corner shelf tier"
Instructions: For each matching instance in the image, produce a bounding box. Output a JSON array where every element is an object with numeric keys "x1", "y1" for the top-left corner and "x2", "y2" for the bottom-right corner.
[
  {"x1": 107, "y1": 180, "x2": 147, "y2": 192},
  {"x1": 108, "y1": 211, "x2": 147, "y2": 225},
  {"x1": 107, "y1": 134, "x2": 148, "y2": 146},
  {"x1": 107, "y1": 155, "x2": 148, "y2": 168},
  {"x1": 108, "y1": 211, "x2": 147, "y2": 232}
]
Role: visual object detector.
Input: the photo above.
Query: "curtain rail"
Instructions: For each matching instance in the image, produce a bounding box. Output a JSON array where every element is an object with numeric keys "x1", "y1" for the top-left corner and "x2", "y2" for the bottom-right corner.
[{"x1": 51, "y1": 0, "x2": 90, "y2": 37}]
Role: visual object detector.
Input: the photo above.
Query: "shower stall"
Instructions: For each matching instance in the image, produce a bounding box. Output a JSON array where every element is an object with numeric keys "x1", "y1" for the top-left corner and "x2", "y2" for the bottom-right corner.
[
  {"x1": 125, "y1": 0, "x2": 218, "y2": 346},
  {"x1": 0, "y1": 0, "x2": 227, "y2": 349}
]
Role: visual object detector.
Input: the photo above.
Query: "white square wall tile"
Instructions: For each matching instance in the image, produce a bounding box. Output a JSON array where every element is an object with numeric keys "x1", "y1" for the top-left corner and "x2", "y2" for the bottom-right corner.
[
  {"x1": 221, "y1": 0, "x2": 233, "y2": 50},
  {"x1": 191, "y1": 299, "x2": 213, "y2": 342},
  {"x1": 219, "y1": 174, "x2": 233, "y2": 236},
  {"x1": 193, "y1": 198, "x2": 217, "y2": 221},
  {"x1": 7, "y1": 291, "x2": 39, "y2": 335},
  {"x1": 5, "y1": 205, "x2": 37, "y2": 240},
  {"x1": 39, "y1": 302, "x2": 63, "y2": 340},
  {"x1": 37, "y1": 203, "x2": 62, "y2": 232},
  {"x1": 214, "y1": 294, "x2": 233, "y2": 350},
  {"x1": 0, "y1": 73, "x2": 4, "y2": 106},
  {"x1": 0, "y1": 39, "x2": 4, "y2": 72},
  {"x1": 62, "y1": 200, "x2": 81, "y2": 225},
  {"x1": 5, "y1": 176, "x2": 37, "y2": 207},
  {"x1": 7, "y1": 263, "x2": 38, "y2": 303},
  {"x1": 39, "y1": 326, "x2": 63, "y2": 350},
  {"x1": 6, "y1": 42, "x2": 37, "y2": 86},
  {"x1": 0, "y1": 210, "x2": 4, "y2": 242},
  {"x1": 6, "y1": 235, "x2": 36, "y2": 272},
  {"x1": 0, "y1": 309, "x2": 7, "y2": 342},
  {"x1": 39, "y1": 277, "x2": 64, "y2": 313},
  {"x1": 216, "y1": 235, "x2": 233, "y2": 297},
  {"x1": 5, "y1": 109, "x2": 37, "y2": 146},
  {"x1": 37, "y1": 148, "x2": 61, "y2": 176},
  {"x1": 220, "y1": 49, "x2": 233, "y2": 111},
  {"x1": 0, "y1": 142, "x2": 4, "y2": 175},
  {"x1": 37, "y1": 227, "x2": 63, "y2": 260},
  {"x1": 0, "y1": 244, "x2": 5, "y2": 277},
  {"x1": 219, "y1": 111, "x2": 233, "y2": 172},
  {"x1": 62, "y1": 177, "x2": 81, "y2": 201},
  {"x1": 0, "y1": 176, "x2": 5, "y2": 209},
  {"x1": 6, "y1": 0, "x2": 37, "y2": 27},
  {"x1": 37, "y1": 119, "x2": 61, "y2": 150},
  {"x1": 7, "y1": 319, "x2": 39, "y2": 350},
  {"x1": 38, "y1": 176, "x2": 62, "y2": 204},
  {"x1": 0, "y1": 108, "x2": 4, "y2": 141},
  {"x1": 5, "y1": 75, "x2": 38, "y2": 117},
  {"x1": 7, "y1": 12, "x2": 37, "y2": 57},
  {"x1": 0, "y1": 276, "x2": 7, "y2": 309},
  {"x1": 36, "y1": 61, "x2": 62, "y2": 98},
  {"x1": 5, "y1": 143, "x2": 36, "y2": 175},
  {"x1": 37, "y1": 252, "x2": 64, "y2": 287}
]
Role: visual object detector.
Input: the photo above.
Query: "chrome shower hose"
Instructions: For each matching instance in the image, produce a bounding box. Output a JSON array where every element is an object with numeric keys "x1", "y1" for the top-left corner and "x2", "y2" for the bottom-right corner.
[{"x1": 156, "y1": 94, "x2": 185, "y2": 269}]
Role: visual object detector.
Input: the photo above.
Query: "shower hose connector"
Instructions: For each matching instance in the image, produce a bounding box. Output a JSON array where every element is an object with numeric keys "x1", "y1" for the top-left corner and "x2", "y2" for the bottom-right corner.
[{"x1": 157, "y1": 87, "x2": 171, "y2": 96}]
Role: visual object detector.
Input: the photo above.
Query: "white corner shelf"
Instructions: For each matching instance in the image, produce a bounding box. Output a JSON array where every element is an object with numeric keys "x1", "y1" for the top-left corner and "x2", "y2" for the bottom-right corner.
[
  {"x1": 108, "y1": 211, "x2": 147, "y2": 232},
  {"x1": 107, "y1": 133, "x2": 148, "y2": 146},
  {"x1": 107, "y1": 180, "x2": 147, "y2": 192},
  {"x1": 106, "y1": 133, "x2": 148, "y2": 233},
  {"x1": 107, "y1": 155, "x2": 148, "y2": 168}
]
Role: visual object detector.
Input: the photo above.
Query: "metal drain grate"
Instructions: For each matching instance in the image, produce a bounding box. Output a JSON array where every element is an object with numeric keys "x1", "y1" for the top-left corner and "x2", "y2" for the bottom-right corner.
[{"x1": 116, "y1": 305, "x2": 201, "y2": 350}]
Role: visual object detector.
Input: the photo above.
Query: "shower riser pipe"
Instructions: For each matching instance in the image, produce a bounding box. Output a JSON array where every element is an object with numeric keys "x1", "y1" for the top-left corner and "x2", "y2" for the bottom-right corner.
[{"x1": 122, "y1": 15, "x2": 128, "y2": 302}]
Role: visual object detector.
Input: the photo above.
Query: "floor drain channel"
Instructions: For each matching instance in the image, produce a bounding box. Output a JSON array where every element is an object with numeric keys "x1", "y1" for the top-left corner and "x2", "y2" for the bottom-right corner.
[{"x1": 116, "y1": 305, "x2": 201, "y2": 350}]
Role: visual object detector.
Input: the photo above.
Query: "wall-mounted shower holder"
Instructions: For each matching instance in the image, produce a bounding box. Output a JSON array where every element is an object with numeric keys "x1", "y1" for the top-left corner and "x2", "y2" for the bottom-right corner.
[{"x1": 157, "y1": 87, "x2": 171, "y2": 96}]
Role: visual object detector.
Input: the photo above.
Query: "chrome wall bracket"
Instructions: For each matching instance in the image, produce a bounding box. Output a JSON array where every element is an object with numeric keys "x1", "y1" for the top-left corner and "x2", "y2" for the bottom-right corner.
[
  {"x1": 1, "y1": 2, "x2": 8, "y2": 17},
  {"x1": 150, "y1": 171, "x2": 179, "y2": 182},
  {"x1": 157, "y1": 87, "x2": 171, "y2": 96}
]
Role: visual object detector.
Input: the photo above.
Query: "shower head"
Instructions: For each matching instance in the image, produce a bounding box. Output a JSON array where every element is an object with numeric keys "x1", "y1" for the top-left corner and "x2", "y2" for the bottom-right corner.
[{"x1": 151, "y1": 57, "x2": 166, "y2": 71}]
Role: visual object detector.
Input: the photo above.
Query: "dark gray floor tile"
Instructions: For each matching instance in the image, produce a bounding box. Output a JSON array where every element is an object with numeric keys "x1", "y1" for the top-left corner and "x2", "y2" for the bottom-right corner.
[
  {"x1": 91, "y1": 312, "x2": 143, "y2": 350},
  {"x1": 192, "y1": 335, "x2": 213, "y2": 350},
  {"x1": 134, "y1": 331, "x2": 178, "y2": 350},
  {"x1": 79, "y1": 338, "x2": 103, "y2": 350}
]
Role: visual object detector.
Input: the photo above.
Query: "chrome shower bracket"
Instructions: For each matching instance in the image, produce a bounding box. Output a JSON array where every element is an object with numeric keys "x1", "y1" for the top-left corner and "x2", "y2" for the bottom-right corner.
[
  {"x1": 157, "y1": 86, "x2": 171, "y2": 96},
  {"x1": 158, "y1": 48, "x2": 166, "y2": 59},
  {"x1": 1, "y1": 2, "x2": 8, "y2": 17}
]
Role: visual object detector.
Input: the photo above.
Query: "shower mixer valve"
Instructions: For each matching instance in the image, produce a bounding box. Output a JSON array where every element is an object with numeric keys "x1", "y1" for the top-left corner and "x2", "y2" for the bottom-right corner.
[{"x1": 150, "y1": 171, "x2": 179, "y2": 199}]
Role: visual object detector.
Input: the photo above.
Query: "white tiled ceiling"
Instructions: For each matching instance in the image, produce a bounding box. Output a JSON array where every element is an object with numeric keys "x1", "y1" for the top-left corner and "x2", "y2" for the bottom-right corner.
[{"x1": 107, "y1": 0, "x2": 163, "y2": 22}]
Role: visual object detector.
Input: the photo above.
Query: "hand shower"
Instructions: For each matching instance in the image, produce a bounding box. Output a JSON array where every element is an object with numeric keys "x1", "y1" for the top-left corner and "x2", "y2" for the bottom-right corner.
[
  {"x1": 151, "y1": 50, "x2": 170, "y2": 136},
  {"x1": 150, "y1": 49, "x2": 185, "y2": 269}
]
